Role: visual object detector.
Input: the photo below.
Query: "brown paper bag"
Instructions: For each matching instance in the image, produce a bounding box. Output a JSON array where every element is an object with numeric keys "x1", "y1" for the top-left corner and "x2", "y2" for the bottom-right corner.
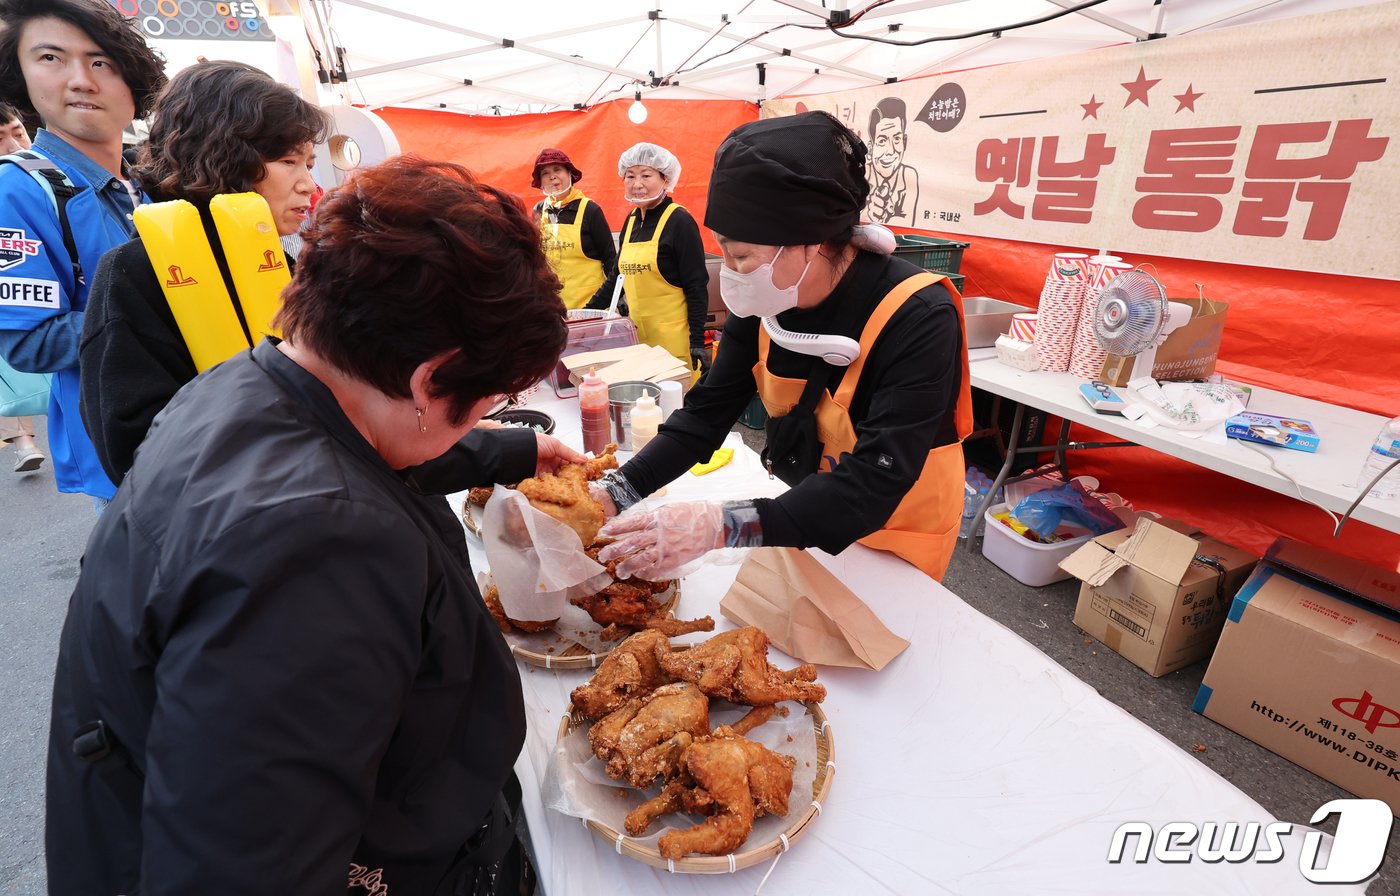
[{"x1": 719, "y1": 547, "x2": 910, "y2": 670}]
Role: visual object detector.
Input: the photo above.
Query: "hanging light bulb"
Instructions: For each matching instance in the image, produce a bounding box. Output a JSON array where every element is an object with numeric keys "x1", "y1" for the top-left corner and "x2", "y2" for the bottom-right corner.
[{"x1": 628, "y1": 90, "x2": 648, "y2": 124}]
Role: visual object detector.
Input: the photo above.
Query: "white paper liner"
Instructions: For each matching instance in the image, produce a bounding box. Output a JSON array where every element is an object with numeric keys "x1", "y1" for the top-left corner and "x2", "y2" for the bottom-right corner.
[
  {"x1": 543, "y1": 700, "x2": 820, "y2": 857},
  {"x1": 481, "y1": 485, "x2": 613, "y2": 623},
  {"x1": 480, "y1": 570, "x2": 683, "y2": 658}
]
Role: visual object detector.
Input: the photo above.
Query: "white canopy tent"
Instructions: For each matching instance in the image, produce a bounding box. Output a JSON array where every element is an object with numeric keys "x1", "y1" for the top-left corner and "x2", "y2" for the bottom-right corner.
[{"x1": 272, "y1": 0, "x2": 1389, "y2": 115}]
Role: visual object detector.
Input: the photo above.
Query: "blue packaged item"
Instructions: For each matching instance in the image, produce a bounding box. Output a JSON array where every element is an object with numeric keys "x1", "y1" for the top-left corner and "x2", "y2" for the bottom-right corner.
[
  {"x1": 1010, "y1": 481, "x2": 1125, "y2": 539},
  {"x1": 1225, "y1": 412, "x2": 1319, "y2": 453}
]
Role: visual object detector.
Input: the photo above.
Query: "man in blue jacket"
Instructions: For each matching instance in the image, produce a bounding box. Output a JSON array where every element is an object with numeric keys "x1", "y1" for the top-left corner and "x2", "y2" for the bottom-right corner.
[{"x1": 0, "y1": 0, "x2": 165, "y2": 508}]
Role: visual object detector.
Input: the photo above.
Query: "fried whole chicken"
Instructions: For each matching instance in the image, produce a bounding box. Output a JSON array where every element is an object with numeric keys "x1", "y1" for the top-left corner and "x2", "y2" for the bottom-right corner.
[
  {"x1": 513, "y1": 444, "x2": 618, "y2": 545},
  {"x1": 589, "y1": 682, "x2": 711, "y2": 788},
  {"x1": 481, "y1": 584, "x2": 554, "y2": 634},
  {"x1": 655, "y1": 626, "x2": 827, "y2": 706},
  {"x1": 571, "y1": 540, "x2": 714, "y2": 640},
  {"x1": 624, "y1": 725, "x2": 797, "y2": 859},
  {"x1": 569, "y1": 630, "x2": 675, "y2": 720}
]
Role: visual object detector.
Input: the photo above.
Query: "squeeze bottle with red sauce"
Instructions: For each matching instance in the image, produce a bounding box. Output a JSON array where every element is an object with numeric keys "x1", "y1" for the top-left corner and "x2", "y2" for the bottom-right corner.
[{"x1": 579, "y1": 367, "x2": 611, "y2": 456}]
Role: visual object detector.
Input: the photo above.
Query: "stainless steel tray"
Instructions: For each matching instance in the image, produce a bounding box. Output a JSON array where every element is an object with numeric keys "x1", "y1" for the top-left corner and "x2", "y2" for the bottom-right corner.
[{"x1": 963, "y1": 296, "x2": 1030, "y2": 348}]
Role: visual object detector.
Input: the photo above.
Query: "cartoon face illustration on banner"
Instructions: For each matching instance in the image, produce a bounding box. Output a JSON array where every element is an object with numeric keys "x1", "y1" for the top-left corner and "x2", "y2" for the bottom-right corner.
[{"x1": 864, "y1": 97, "x2": 919, "y2": 226}]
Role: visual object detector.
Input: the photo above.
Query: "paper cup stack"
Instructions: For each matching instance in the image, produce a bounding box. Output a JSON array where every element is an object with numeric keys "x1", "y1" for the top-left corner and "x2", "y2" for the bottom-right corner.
[
  {"x1": 1031, "y1": 252, "x2": 1090, "y2": 372},
  {"x1": 1069, "y1": 257, "x2": 1132, "y2": 378}
]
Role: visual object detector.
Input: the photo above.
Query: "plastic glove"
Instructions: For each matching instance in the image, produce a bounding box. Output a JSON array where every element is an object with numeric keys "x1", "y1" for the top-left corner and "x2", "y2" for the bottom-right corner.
[
  {"x1": 596, "y1": 502, "x2": 726, "y2": 580},
  {"x1": 588, "y1": 481, "x2": 619, "y2": 521},
  {"x1": 534, "y1": 432, "x2": 588, "y2": 475},
  {"x1": 594, "y1": 469, "x2": 643, "y2": 515},
  {"x1": 690, "y1": 346, "x2": 712, "y2": 375}
]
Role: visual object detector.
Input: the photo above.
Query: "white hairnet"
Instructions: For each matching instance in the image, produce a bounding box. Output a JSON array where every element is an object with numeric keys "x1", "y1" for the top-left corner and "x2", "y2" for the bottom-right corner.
[{"x1": 618, "y1": 143, "x2": 681, "y2": 190}]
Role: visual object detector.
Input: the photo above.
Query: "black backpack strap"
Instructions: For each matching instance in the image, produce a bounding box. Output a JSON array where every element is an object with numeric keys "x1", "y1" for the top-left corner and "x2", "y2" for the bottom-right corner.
[
  {"x1": 1, "y1": 151, "x2": 85, "y2": 285},
  {"x1": 794, "y1": 354, "x2": 838, "y2": 415}
]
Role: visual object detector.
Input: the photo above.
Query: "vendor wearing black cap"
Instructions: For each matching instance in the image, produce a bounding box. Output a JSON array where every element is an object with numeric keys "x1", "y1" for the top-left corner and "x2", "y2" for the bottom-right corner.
[
  {"x1": 593, "y1": 111, "x2": 972, "y2": 582},
  {"x1": 586, "y1": 142, "x2": 710, "y2": 375},
  {"x1": 531, "y1": 147, "x2": 616, "y2": 309}
]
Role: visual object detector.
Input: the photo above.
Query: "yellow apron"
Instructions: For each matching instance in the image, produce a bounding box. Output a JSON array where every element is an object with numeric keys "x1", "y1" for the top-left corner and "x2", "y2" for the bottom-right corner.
[
  {"x1": 754, "y1": 271, "x2": 974, "y2": 581},
  {"x1": 540, "y1": 191, "x2": 605, "y2": 310},
  {"x1": 618, "y1": 202, "x2": 691, "y2": 366}
]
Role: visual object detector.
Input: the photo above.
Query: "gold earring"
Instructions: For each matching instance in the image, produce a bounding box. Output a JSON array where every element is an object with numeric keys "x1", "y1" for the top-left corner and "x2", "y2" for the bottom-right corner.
[{"x1": 416, "y1": 407, "x2": 427, "y2": 433}]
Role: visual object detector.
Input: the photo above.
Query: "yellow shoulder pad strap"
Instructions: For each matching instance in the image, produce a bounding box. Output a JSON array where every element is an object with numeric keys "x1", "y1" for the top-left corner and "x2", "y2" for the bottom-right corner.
[
  {"x1": 209, "y1": 192, "x2": 288, "y2": 346},
  {"x1": 134, "y1": 199, "x2": 246, "y2": 373}
]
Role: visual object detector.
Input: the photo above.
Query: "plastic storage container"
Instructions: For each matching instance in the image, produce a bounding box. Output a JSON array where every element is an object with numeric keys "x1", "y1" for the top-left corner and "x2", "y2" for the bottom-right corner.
[
  {"x1": 980, "y1": 502, "x2": 1095, "y2": 587},
  {"x1": 937, "y1": 271, "x2": 965, "y2": 294},
  {"x1": 738, "y1": 393, "x2": 768, "y2": 430},
  {"x1": 550, "y1": 314, "x2": 638, "y2": 398}
]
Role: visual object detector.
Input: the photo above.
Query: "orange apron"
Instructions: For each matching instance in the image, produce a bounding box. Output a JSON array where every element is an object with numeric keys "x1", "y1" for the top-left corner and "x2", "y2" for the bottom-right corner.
[
  {"x1": 539, "y1": 191, "x2": 606, "y2": 310},
  {"x1": 754, "y1": 271, "x2": 974, "y2": 581}
]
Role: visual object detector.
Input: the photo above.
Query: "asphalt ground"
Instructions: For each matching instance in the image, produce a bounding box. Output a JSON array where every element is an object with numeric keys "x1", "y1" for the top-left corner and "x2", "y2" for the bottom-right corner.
[{"x1": 1, "y1": 423, "x2": 1395, "y2": 894}]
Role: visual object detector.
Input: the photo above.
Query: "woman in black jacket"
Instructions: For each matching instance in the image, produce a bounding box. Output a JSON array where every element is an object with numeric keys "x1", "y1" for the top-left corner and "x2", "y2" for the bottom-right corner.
[
  {"x1": 79, "y1": 60, "x2": 328, "y2": 485},
  {"x1": 48, "y1": 156, "x2": 577, "y2": 895}
]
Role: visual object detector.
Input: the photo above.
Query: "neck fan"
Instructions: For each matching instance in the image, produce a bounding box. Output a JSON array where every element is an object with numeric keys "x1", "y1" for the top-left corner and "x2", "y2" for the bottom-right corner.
[
  {"x1": 762, "y1": 317, "x2": 860, "y2": 366},
  {"x1": 1091, "y1": 270, "x2": 1192, "y2": 383}
]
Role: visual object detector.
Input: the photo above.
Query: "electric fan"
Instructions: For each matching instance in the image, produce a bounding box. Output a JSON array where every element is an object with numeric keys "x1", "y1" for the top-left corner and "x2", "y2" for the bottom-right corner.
[{"x1": 1092, "y1": 270, "x2": 1192, "y2": 382}]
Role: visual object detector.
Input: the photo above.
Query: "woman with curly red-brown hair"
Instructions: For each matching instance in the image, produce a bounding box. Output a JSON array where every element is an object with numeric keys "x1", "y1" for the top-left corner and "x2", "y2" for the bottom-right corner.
[
  {"x1": 47, "y1": 156, "x2": 577, "y2": 895},
  {"x1": 79, "y1": 59, "x2": 330, "y2": 485}
]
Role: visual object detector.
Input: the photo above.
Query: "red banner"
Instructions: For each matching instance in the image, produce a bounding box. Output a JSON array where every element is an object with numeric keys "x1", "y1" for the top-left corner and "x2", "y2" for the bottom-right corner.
[{"x1": 376, "y1": 99, "x2": 757, "y2": 255}]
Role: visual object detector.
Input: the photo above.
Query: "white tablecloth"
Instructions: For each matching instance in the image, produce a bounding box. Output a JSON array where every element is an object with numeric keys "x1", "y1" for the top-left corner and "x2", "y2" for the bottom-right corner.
[{"x1": 453, "y1": 395, "x2": 1362, "y2": 895}]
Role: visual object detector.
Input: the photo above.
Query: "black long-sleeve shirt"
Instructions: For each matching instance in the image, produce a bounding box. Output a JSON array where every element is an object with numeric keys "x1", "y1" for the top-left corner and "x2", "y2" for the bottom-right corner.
[
  {"x1": 530, "y1": 194, "x2": 617, "y2": 273},
  {"x1": 619, "y1": 251, "x2": 963, "y2": 553},
  {"x1": 585, "y1": 196, "x2": 709, "y2": 349},
  {"x1": 47, "y1": 340, "x2": 536, "y2": 894}
]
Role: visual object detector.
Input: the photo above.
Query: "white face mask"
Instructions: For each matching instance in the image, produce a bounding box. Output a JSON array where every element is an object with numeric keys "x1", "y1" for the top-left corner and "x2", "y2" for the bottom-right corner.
[
  {"x1": 543, "y1": 180, "x2": 572, "y2": 200},
  {"x1": 625, "y1": 190, "x2": 664, "y2": 205},
  {"x1": 719, "y1": 246, "x2": 813, "y2": 318}
]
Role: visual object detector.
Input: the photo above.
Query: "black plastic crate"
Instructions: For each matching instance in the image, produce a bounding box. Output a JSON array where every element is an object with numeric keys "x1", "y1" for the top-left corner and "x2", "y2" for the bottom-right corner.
[
  {"x1": 892, "y1": 235, "x2": 970, "y2": 274},
  {"x1": 938, "y1": 271, "x2": 965, "y2": 294},
  {"x1": 738, "y1": 393, "x2": 768, "y2": 429}
]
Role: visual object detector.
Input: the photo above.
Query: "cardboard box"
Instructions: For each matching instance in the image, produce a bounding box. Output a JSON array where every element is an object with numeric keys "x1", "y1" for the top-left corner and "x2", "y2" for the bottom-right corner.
[
  {"x1": 563, "y1": 343, "x2": 690, "y2": 389},
  {"x1": 1061, "y1": 517, "x2": 1257, "y2": 677},
  {"x1": 994, "y1": 334, "x2": 1040, "y2": 371},
  {"x1": 1193, "y1": 541, "x2": 1400, "y2": 817},
  {"x1": 1225, "y1": 412, "x2": 1320, "y2": 453},
  {"x1": 1099, "y1": 295, "x2": 1228, "y2": 386}
]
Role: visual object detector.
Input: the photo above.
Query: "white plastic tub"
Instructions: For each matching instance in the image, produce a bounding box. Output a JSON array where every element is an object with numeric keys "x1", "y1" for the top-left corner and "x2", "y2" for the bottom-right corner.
[{"x1": 980, "y1": 502, "x2": 1096, "y2": 587}]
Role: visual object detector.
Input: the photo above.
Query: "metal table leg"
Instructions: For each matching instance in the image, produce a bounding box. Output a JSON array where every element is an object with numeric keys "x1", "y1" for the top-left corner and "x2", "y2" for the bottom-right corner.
[{"x1": 964, "y1": 403, "x2": 1137, "y2": 551}]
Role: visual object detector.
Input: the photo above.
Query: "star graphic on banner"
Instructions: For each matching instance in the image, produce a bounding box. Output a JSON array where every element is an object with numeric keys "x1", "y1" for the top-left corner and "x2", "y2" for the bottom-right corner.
[
  {"x1": 1081, "y1": 95, "x2": 1103, "y2": 119},
  {"x1": 1174, "y1": 84, "x2": 1204, "y2": 112},
  {"x1": 1122, "y1": 66, "x2": 1161, "y2": 107}
]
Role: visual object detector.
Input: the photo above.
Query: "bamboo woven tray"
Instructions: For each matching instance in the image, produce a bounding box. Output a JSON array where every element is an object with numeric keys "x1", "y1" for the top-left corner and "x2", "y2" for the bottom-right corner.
[
  {"x1": 557, "y1": 700, "x2": 834, "y2": 873},
  {"x1": 504, "y1": 583, "x2": 681, "y2": 670}
]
